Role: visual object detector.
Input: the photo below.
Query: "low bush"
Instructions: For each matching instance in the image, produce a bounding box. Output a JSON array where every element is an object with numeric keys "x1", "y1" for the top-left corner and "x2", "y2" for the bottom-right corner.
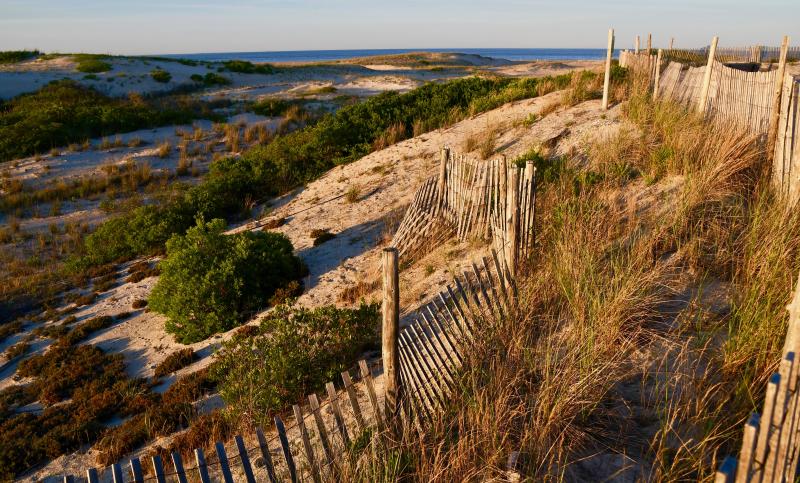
[
  {"x1": 0, "y1": 80, "x2": 221, "y2": 161},
  {"x1": 132, "y1": 299, "x2": 148, "y2": 309},
  {"x1": 75, "y1": 55, "x2": 111, "y2": 73},
  {"x1": 211, "y1": 302, "x2": 379, "y2": 427},
  {"x1": 311, "y1": 229, "x2": 336, "y2": 246},
  {"x1": 222, "y1": 60, "x2": 275, "y2": 75},
  {"x1": 153, "y1": 348, "x2": 195, "y2": 378},
  {"x1": 59, "y1": 315, "x2": 114, "y2": 346},
  {"x1": 4, "y1": 341, "x2": 29, "y2": 359},
  {"x1": 0, "y1": 321, "x2": 23, "y2": 343},
  {"x1": 191, "y1": 72, "x2": 230, "y2": 86},
  {"x1": 148, "y1": 218, "x2": 305, "y2": 343},
  {"x1": 0, "y1": 50, "x2": 39, "y2": 64},
  {"x1": 150, "y1": 69, "x2": 172, "y2": 83}
]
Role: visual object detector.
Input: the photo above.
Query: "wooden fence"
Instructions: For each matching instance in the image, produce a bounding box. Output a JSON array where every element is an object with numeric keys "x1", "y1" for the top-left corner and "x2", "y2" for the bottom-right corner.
[
  {"x1": 391, "y1": 147, "x2": 537, "y2": 275},
  {"x1": 716, "y1": 276, "x2": 800, "y2": 482},
  {"x1": 616, "y1": 37, "x2": 800, "y2": 206},
  {"x1": 61, "y1": 161, "x2": 529, "y2": 481}
]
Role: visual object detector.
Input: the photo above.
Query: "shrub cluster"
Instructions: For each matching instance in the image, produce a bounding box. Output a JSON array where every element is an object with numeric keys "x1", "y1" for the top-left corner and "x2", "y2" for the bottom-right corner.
[
  {"x1": 148, "y1": 218, "x2": 306, "y2": 343},
  {"x1": 150, "y1": 68, "x2": 172, "y2": 83},
  {"x1": 0, "y1": 80, "x2": 221, "y2": 161},
  {"x1": 190, "y1": 72, "x2": 230, "y2": 86},
  {"x1": 211, "y1": 302, "x2": 379, "y2": 427},
  {"x1": 74, "y1": 54, "x2": 112, "y2": 73},
  {"x1": 153, "y1": 348, "x2": 195, "y2": 378},
  {"x1": 222, "y1": 60, "x2": 275, "y2": 75},
  {"x1": 0, "y1": 50, "x2": 39, "y2": 64}
]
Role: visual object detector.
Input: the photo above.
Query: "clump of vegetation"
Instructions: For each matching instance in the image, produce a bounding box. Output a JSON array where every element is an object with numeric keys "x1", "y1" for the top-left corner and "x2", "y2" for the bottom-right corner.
[
  {"x1": 0, "y1": 321, "x2": 23, "y2": 343},
  {"x1": 74, "y1": 54, "x2": 112, "y2": 73},
  {"x1": 153, "y1": 348, "x2": 195, "y2": 378},
  {"x1": 132, "y1": 299, "x2": 148, "y2": 309},
  {"x1": 0, "y1": 50, "x2": 39, "y2": 64},
  {"x1": 310, "y1": 228, "x2": 336, "y2": 246},
  {"x1": 150, "y1": 68, "x2": 172, "y2": 83},
  {"x1": 4, "y1": 341, "x2": 29, "y2": 360},
  {"x1": 345, "y1": 185, "x2": 361, "y2": 203},
  {"x1": 0, "y1": 80, "x2": 222, "y2": 161},
  {"x1": 190, "y1": 72, "x2": 230, "y2": 86},
  {"x1": 148, "y1": 218, "x2": 305, "y2": 343},
  {"x1": 211, "y1": 302, "x2": 379, "y2": 427},
  {"x1": 59, "y1": 315, "x2": 114, "y2": 346},
  {"x1": 222, "y1": 60, "x2": 275, "y2": 75}
]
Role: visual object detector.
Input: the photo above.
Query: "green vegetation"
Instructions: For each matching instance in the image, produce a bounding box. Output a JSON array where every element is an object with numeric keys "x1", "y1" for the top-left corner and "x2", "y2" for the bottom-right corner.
[
  {"x1": 212, "y1": 302, "x2": 379, "y2": 427},
  {"x1": 222, "y1": 60, "x2": 275, "y2": 75},
  {"x1": 148, "y1": 218, "x2": 305, "y2": 343},
  {"x1": 0, "y1": 50, "x2": 39, "y2": 64},
  {"x1": 190, "y1": 72, "x2": 230, "y2": 86},
  {"x1": 150, "y1": 68, "x2": 172, "y2": 83},
  {"x1": 153, "y1": 348, "x2": 195, "y2": 377},
  {"x1": 0, "y1": 80, "x2": 221, "y2": 161},
  {"x1": 74, "y1": 54, "x2": 112, "y2": 73}
]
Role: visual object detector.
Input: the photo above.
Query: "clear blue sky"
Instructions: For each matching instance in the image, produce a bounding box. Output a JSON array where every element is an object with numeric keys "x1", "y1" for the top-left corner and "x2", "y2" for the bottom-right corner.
[{"x1": 1, "y1": 0, "x2": 798, "y2": 55}]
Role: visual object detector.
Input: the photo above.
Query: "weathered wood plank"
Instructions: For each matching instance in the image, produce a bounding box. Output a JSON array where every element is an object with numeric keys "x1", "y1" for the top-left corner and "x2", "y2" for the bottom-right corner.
[
  {"x1": 255, "y1": 427, "x2": 279, "y2": 483},
  {"x1": 275, "y1": 415, "x2": 298, "y2": 483},
  {"x1": 293, "y1": 404, "x2": 322, "y2": 483}
]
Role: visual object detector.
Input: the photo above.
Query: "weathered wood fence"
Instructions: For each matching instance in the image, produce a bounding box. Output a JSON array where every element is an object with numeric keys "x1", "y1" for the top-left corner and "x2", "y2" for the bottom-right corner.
[
  {"x1": 391, "y1": 147, "x2": 537, "y2": 276},
  {"x1": 614, "y1": 35, "x2": 800, "y2": 206},
  {"x1": 716, "y1": 275, "x2": 800, "y2": 482}
]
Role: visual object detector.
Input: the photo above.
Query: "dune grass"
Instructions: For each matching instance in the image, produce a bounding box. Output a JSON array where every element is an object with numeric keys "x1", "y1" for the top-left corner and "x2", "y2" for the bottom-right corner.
[{"x1": 0, "y1": 50, "x2": 39, "y2": 64}]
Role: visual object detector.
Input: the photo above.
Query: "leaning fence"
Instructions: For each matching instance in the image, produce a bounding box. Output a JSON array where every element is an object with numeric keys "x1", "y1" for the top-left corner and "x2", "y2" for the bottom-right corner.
[{"x1": 616, "y1": 37, "x2": 800, "y2": 207}]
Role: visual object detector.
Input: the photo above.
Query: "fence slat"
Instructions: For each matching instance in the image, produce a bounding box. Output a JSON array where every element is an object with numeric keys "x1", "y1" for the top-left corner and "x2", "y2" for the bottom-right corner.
[
  {"x1": 359, "y1": 360, "x2": 385, "y2": 432},
  {"x1": 753, "y1": 372, "x2": 781, "y2": 480},
  {"x1": 194, "y1": 448, "x2": 211, "y2": 483},
  {"x1": 326, "y1": 382, "x2": 352, "y2": 447},
  {"x1": 130, "y1": 457, "x2": 144, "y2": 483},
  {"x1": 293, "y1": 404, "x2": 322, "y2": 483},
  {"x1": 152, "y1": 455, "x2": 166, "y2": 483},
  {"x1": 171, "y1": 452, "x2": 188, "y2": 483},
  {"x1": 341, "y1": 370, "x2": 366, "y2": 433},
  {"x1": 86, "y1": 468, "x2": 99, "y2": 483},
  {"x1": 715, "y1": 456, "x2": 736, "y2": 483},
  {"x1": 309, "y1": 393, "x2": 336, "y2": 470},
  {"x1": 275, "y1": 415, "x2": 298, "y2": 483},
  {"x1": 63, "y1": 476, "x2": 75, "y2": 483},
  {"x1": 235, "y1": 435, "x2": 257, "y2": 483},
  {"x1": 111, "y1": 463, "x2": 124, "y2": 483},
  {"x1": 255, "y1": 427, "x2": 279, "y2": 483},
  {"x1": 399, "y1": 335, "x2": 442, "y2": 411},
  {"x1": 735, "y1": 413, "x2": 760, "y2": 483},
  {"x1": 215, "y1": 442, "x2": 235, "y2": 483}
]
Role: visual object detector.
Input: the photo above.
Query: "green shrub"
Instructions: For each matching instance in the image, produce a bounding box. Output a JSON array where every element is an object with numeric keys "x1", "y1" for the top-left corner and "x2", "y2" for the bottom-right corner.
[
  {"x1": 250, "y1": 98, "x2": 292, "y2": 117},
  {"x1": 150, "y1": 69, "x2": 172, "y2": 83},
  {"x1": 222, "y1": 60, "x2": 275, "y2": 75},
  {"x1": 191, "y1": 72, "x2": 230, "y2": 86},
  {"x1": 0, "y1": 50, "x2": 39, "y2": 64},
  {"x1": 211, "y1": 302, "x2": 379, "y2": 426},
  {"x1": 0, "y1": 80, "x2": 220, "y2": 161},
  {"x1": 148, "y1": 218, "x2": 305, "y2": 343},
  {"x1": 75, "y1": 55, "x2": 111, "y2": 73},
  {"x1": 153, "y1": 348, "x2": 195, "y2": 378}
]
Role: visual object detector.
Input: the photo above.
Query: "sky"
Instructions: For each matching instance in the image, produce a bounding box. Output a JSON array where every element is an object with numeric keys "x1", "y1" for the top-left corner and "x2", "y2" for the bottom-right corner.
[{"x1": 1, "y1": 0, "x2": 798, "y2": 55}]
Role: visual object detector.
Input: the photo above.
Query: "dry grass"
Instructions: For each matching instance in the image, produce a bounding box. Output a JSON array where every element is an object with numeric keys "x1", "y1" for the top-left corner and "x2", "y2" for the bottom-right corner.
[
  {"x1": 225, "y1": 124, "x2": 240, "y2": 152},
  {"x1": 339, "y1": 89, "x2": 783, "y2": 481},
  {"x1": 156, "y1": 140, "x2": 172, "y2": 159},
  {"x1": 373, "y1": 122, "x2": 407, "y2": 151}
]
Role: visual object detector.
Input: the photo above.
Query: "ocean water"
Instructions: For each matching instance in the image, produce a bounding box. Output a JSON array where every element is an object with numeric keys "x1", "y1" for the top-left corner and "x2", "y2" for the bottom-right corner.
[{"x1": 160, "y1": 48, "x2": 611, "y2": 64}]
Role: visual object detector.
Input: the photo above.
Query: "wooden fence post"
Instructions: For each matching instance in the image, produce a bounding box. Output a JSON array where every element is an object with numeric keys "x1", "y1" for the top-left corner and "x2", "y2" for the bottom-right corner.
[
  {"x1": 506, "y1": 167, "x2": 520, "y2": 277},
  {"x1": 653, "y1": 49, "x2": 663, "y2": 99},
  {"x1": 602, "y1": 28, "x2": 615, "y2": 110},
  {"x1": 436, "y1": 147, "x2": 449, "y2": 213},
  {"x1": 669, "y1": 37, "x2": 674, "y2": 50},
  {"x1": 382, "y1": 247, "x2": 401, "y2": 426},
  {"x1": 698, "y1": 36, "x2": 719, "y2": 115},
  {"x1": 635, "y1": 35, "x2": 640, "y2": 54},
  {"x1": 647, "y1": 33, "x2": 652, "y2": 53},
  {"x1": 768, "y1": 36, "x2": 790, "y2": 156}
]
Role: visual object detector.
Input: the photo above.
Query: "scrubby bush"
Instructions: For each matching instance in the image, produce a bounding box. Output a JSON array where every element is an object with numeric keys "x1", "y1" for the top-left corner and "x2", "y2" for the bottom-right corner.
[
  {"x1": 0, "y1": 80, "x2": 220, "y2": 161},
  {"x1": 222, "y1": 60, "x2": 275, "y2": 75},
  {"x1": 153, "y1": 348, "x2": 195, "y2": 378},
  {"x1": 132, "y1": 299, "x2": 148, "y2": 309},
  {"x1": 0, "y1": 50, "x2": 39, "y2": 64},
  {"x1": 191, "y1": 72, "x2": 230, "y2": 86},
  {"x1": 75, "y1": 55, "x2": 111, "y2": 73},
  {"x1": 211, "y1": 302, "x2": 379, "y2": 427},
  {"x1": 0, "y1": 320, "x2": 23, "y2": 343},
  {"x1": 59, "y1": 315, "x2": 114, "y2": 346},
  {"x1": 150, "y1": 69, "x2": 172, "y2": 83},
  {"x1": 148, "y1": 218, "x2": 305, "y2": 343}
]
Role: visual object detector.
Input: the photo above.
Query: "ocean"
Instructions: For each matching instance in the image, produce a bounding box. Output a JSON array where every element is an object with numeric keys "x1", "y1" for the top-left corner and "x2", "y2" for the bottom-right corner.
[{"x1": 160, "y1": 48, "x2": 611, "y2": 64}]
